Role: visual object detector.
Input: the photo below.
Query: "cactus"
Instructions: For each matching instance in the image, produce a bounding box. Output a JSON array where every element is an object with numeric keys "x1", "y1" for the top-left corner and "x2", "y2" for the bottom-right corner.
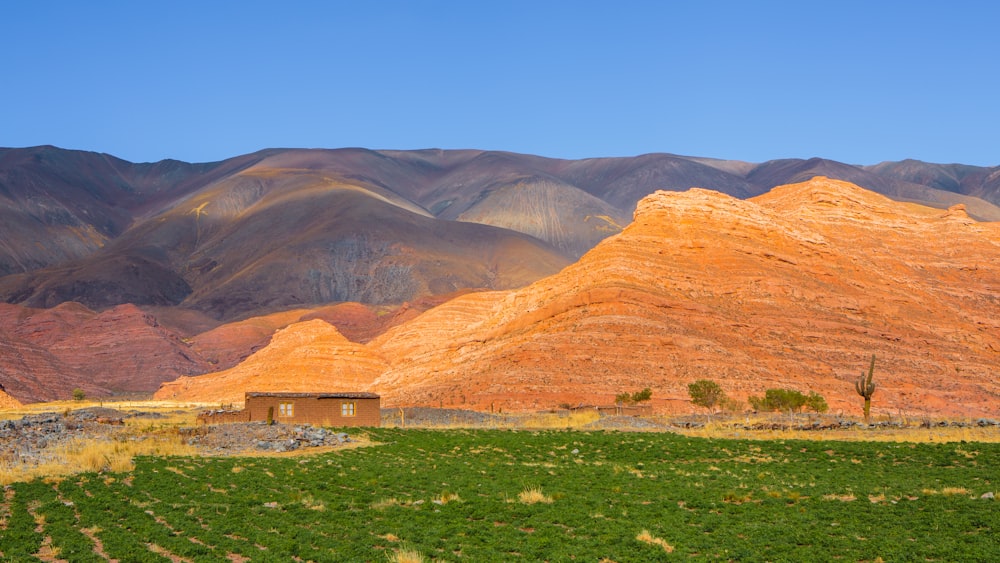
[{"x1": 855, "y1": 354, "x2": 877, "y2": 423}]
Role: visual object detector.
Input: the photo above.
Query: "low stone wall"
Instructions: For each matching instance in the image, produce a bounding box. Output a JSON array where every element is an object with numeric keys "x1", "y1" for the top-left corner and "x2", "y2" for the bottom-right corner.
[{"x1": 197, "y1": 409, "x2": 250, "y2": 425}]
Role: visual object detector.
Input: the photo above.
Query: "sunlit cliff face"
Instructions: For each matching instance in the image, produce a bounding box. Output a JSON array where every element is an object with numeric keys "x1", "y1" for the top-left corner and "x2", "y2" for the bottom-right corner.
[{"x1": 156, "y1": 178, "x2": 1000, "y2": 419}]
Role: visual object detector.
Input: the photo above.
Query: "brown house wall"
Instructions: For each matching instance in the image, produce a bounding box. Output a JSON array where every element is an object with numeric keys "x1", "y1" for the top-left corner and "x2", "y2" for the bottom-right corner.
[{"x1": 244, "y1": 395, "x2": 381, "y2": 427}]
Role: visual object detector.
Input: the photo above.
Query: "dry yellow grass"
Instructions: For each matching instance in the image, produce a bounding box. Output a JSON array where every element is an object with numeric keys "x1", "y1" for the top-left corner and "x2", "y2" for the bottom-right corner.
[
  {"x1": 518, "y1": 485, "x2": 554, "y2": 504},
  {"x1": 0, "y1": 400, "x2": 208, "y2": 485},
  {"x1": 677, "y1": 415, "x2": 1000, "y2": 443},
  {"x1": 922, "y1": 487, "x2": 972, "y2": 497},
  {"x1": 0, "y1": 399, "x2": 213, "y2": 420},
  {"x1": 435, "y1": 491, "x2": 461, "y2": 505},
  {"x1": 387, "y1": 545, "x2": 426, "y2": 563},
  {"x1": 636, "y1": 529, "x2": 674, "y2": 553},
  {"x1": 371, "y1": 497, "x2": 403, "y2": 510},
  {"x1": 520, "y1": 410, "x2": 601, "y2": 429},
  {"x1": 822, "y1": 493, "x2": 857, "y2": 502},
  {"x1": 0, "y1": 432, "x2": 198, "y2": 485}
]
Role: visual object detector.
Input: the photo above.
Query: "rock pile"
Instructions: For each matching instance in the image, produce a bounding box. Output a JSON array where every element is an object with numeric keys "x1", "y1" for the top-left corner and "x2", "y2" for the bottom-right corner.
[
  {"x1": 179, "y1": 422, "x2": 352, "y2": 455},
  {"x1": 0, "y1": 407, "x2": 129, "y2": 466}
]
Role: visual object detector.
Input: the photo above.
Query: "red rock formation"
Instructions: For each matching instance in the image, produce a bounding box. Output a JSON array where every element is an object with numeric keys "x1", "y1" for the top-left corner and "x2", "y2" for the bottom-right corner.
[
  {"x1": 0, "y1": 296, "x2": 471, "y2": 403},
  {"x1": 154, "y1": 319, "x2": 387, "y2": 405},
  {"x1": 155, "y1": 178, "x2": 1000, "y2": 418},
  {"x1": 186, "y1": 298, "x2": 472, "y2": 373},
  {"x1": 0, "y1": 302, "x2": 211, "y2": 402},
  {"x1": 368, "y1": 178, "x2": 1000, "y2": 417},
  {"x1": 0, "y1": 389, "x2": 21, "y2": 409}
]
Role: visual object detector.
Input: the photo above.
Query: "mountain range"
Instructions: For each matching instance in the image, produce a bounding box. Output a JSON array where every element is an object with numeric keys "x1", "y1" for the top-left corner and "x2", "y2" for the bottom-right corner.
[
  {"x1": 156, "y1": 178, "x2": 1000, "y2": 418},
  {"x1": 1, "y1": 146, "x2": 998, "y2": 413}
]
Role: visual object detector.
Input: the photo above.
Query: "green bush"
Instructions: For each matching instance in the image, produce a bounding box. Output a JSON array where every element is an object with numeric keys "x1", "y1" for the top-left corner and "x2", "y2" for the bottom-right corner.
[
  {"x1": 747, "y1": 388, "x2": 827, "y2": 413},
  {"x1": 806, "y1": 391, "x2": 829, "y2": 413},
  {"x1": 688, "y1": 380, "x2": 725, "y2": 411},
  {"x1": 616, "y1": 388, "x2": 653, "y2": 405}
]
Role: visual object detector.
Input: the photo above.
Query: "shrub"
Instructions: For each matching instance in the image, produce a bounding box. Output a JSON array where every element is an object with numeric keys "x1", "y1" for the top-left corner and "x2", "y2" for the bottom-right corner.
[
  {"x1": 389, "y1": 545, "x2": 426, "y2": 563},
  {"x1": 766, "y1": 388, "x2": 807, "y2": 412},
  {"x1": 805, "y1": 391, "x2": 829, "y2": 413},
  {"x1": 748, "y1": 388, "x2": 827, "y2": 413},
  {"x1": 687, "y1": 380, "x2": 725, "y2": 411},
  {"x1": 720, "y1": 396, "x2": 745, "y2": 413},
  {"x1": 72, "y1": 388, "x2": 86, "y2": 401},
  {"x1": 616, "y1": 388, "x2": 653, "y2": 405},
  {"x1": 631, "y1": 387, "x2": 652, "y2": 403}
]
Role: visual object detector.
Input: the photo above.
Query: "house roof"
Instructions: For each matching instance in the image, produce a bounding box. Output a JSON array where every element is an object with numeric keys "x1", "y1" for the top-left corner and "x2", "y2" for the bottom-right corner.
[{"x1": 245, "y1": 391, "x2": 380, "y2": 399}]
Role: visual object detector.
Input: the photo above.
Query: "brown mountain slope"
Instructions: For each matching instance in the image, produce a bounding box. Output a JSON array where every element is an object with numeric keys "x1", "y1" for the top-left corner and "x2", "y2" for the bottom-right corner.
[
  {"x1": 155, "y1": 319, "x2": 387, "y2": 405},
  {"x1": 2, "y1": 164, "x2": 570, "y2": 319},
  {"x1": 187, "y1": 302, "x2": 391, "y2": 371},
  {"x1": 865, "y1": 159, "x2": 1000, "y2": 206},
  {"x1": 455, "y1": 177, "x2": 629, "y2": 258},
  {"x1": 748, "y1": 157, "x2": 1000, "y2": 221},
  {"x1": 156, "y1": 178, "x2": 1000, "y2": 417},
  {"x1": 0, "y1": 146, "x2": 267, "y2": 277}
]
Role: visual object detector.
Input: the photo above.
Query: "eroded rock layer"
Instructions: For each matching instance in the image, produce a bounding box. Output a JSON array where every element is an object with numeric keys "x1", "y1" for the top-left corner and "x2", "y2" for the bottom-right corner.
[
  {"x1": 0, "y1": 302, "x2": 212, "y2": 402},
  {"x1": 155, "y1": 178, "x2": 1000, "y2": 418},
  {"x1": 366, "y1": 178, "x2": 998, "y2": 417},
  {"x1": 154, "y1": 319, "x2": 387, "y2": 405}
]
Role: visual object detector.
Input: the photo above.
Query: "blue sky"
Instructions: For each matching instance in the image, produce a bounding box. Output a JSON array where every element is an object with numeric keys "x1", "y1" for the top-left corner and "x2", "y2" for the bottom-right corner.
[{"x1": 3, "y1": 1, "x2": 998, "y2": 165}]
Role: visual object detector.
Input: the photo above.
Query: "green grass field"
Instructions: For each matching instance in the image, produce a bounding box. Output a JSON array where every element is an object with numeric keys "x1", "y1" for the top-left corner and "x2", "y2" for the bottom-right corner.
[{"x1": 2, "y1": 428, "x2": 997, "y2": 561}]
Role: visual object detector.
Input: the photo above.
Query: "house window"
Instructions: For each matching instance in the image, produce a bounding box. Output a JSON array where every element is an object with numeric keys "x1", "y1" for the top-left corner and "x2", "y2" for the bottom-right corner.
[
  {"x1": 279, "y1": 402, "x2": 294, "y2": 417},
  {"x1": 341, "y1": 402, "x2": 355, "y2": 417}
]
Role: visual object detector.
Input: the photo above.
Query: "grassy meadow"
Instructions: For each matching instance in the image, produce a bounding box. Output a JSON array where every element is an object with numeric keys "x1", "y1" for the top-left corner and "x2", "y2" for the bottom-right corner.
[{"x1": 1, "y1": 424, "x2": 997, "y2": 561}]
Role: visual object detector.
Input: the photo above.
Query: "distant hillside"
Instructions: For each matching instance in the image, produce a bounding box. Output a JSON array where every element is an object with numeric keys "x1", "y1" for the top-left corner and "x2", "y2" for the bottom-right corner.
[{"x1": 3, "y1": 146, "x2": 999, "y2": 322}]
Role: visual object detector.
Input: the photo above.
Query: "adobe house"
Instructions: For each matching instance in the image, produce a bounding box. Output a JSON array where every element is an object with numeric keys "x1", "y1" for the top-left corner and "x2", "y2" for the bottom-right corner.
[{"x1": 199, "y1": 392, "x2": 381, "y2": 427}]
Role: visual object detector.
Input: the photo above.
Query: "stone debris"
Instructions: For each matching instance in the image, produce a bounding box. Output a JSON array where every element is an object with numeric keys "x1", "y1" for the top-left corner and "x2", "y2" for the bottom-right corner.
[
  {"x1": 0, "y1": 408, "x2": 133, "y2": 466},
  {"x1": 179, "y1": 422, "x2": 352, "y2": 454},
  {"x1": 0, "y1": 408, "x2": 353, "y2": 468}
]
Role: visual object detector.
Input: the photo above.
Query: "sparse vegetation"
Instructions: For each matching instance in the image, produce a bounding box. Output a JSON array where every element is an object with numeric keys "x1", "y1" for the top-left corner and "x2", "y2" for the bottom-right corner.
[
  {"x1": 688, "y1": 379, "x2": 726, "y2": 412},
  {"x1": 71, "y1": 388, "x2": 85, "y2": 402},
  {"x1": 615, "y1": 387, "x2": 652, "y2": 405},
  {"x1": 748, "y1": 388, "x2": 828, "y2": 414},
  {"x1": 805, "y1": 390, "x2": 829, "y2": 413}
]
